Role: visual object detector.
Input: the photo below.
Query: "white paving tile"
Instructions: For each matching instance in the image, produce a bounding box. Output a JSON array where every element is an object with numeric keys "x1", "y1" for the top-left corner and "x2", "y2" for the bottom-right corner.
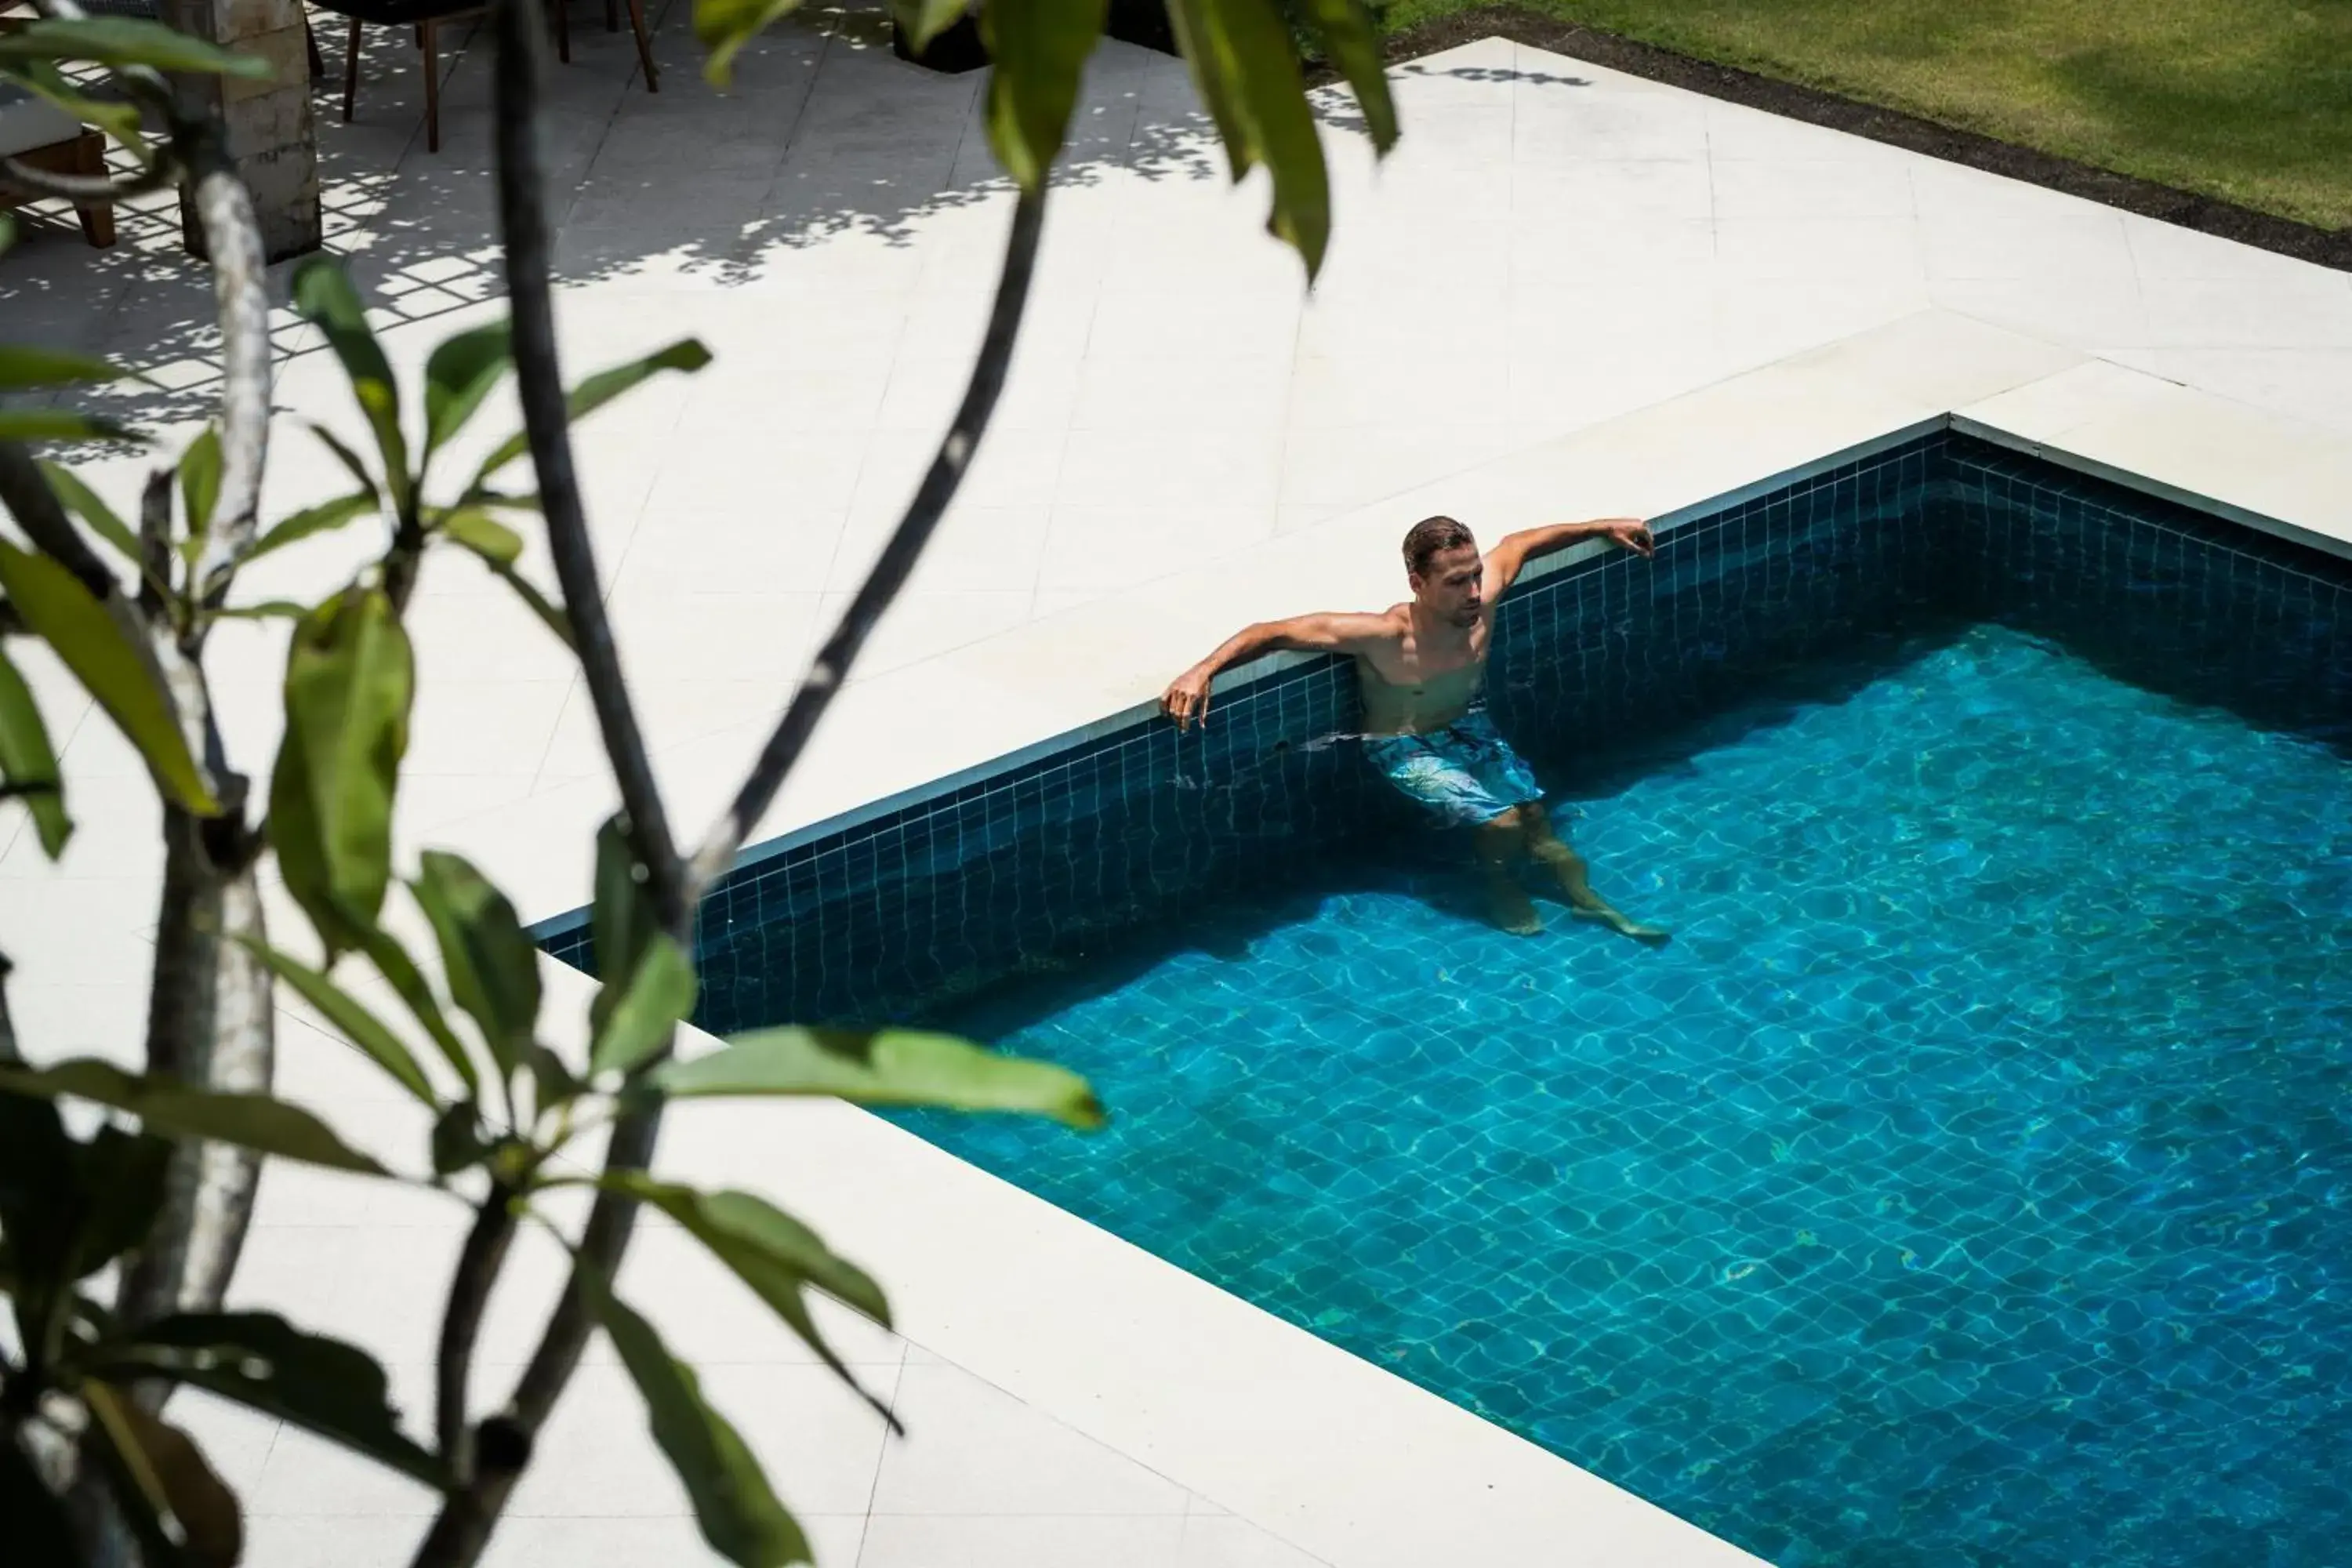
[
  {"x1": 871, "y1": 1359, "x2": 1192, "y2": 1517},
  {"x1": 858, "y1": 1514, "x2": 1193, "y2": 1567}
]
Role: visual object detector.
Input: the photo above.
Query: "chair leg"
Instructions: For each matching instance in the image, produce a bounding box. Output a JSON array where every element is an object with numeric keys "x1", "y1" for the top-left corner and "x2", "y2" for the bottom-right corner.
[
  {"x1": 623, "y1": 0, "x2": 656, "y2": 90},
  {"x1": 70, "y1": 132, "x2": 114, "y2": 249},
  {"x1": 343, "y1": 16, "x2": 362, "y2": 123},
  {"x1": 422, "y1": 17, "x2": 441, "y2": 154},
  {"x1": 604, "y1": 0, "x2": 616, "y2": 32},
  {"x1": 554, "y1": 0, "x2": 571, "y2": 66},
  {"x1": 303, "y1": 11, "x2": 324, "y2": 77}
]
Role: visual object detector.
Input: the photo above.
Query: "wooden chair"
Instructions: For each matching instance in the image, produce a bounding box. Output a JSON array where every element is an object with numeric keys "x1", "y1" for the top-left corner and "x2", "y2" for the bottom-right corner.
[
  {"x1": 310, "y1": 0, "x2": 656, "y2": 154},
  {"x1": 0, "y1": 82, "x2": 115, "y2": 248}
]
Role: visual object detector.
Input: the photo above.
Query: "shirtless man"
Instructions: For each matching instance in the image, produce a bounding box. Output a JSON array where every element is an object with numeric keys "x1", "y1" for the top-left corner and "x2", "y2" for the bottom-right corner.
[{"x1": 1160, "y1": 514, "x2": 1667, "y2": 939}]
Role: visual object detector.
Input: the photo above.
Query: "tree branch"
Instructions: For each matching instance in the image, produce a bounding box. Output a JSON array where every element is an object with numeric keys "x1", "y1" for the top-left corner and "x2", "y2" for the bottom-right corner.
[
  {"x1": 408, "y1": 4, "x2": 678, "y2": 1558},
  {"x1": 485, "y1": 0, "x2": 680, "y2": 927},
  {"x1": 0, "y1": 946, "x2": 18, "y2": 1064},
  {"x1": 682, "y1": 182, "x2": 1047, "y2": 902},
  {"x1": 416, "y1": 12, "x2": 1047, "y2": 1566},
  {"x1": 180, "y1": 125, "x2": 270, "y2": 612},
  {"x1": 136, "y1": 468, "x2": 172, "y2": 621},
  {"x1": 434, "y1": 1187, "x2": 519, "y2": 1477}
]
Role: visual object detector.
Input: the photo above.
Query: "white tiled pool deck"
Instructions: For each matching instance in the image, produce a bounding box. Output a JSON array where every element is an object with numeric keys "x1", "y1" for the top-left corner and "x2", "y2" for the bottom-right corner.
[{"x1": 4, "y1": 9, "x2": 2351, "y2": 1565}]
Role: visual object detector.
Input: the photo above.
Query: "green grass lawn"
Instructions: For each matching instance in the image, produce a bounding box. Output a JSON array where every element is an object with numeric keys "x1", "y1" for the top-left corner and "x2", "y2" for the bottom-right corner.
[{"x1": 1374, "y1": 0, "x2": 2352, "y2": 230}]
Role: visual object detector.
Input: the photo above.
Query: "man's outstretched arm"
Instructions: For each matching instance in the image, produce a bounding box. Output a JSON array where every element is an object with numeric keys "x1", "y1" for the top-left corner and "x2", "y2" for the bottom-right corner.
[
  {"x1": 1161, "y1": 612, "x2": 1388, "y2": 729},
  {"x1": 1483, "y1": 516, "x2": 1653, "y2": 597}
]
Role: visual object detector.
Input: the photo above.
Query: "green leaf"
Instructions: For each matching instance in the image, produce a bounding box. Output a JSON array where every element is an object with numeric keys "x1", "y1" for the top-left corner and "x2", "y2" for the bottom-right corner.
[
  {"x1": 206, "y1": 599, "x2": 312, "y2": 622},
  {"x1": 0, "y1": 1076, "x2": 74, "y2": 1321},
  {"x1": 1165, "y1": 0, "x2": 1334, "y2": 277},
  {"x1": 178, "y1": 422, "x2": 222, "y2": 557},
  {"x1": 291, "y1": 258, "x2": 411, "y2": 517},
  {"x1": 590, "y1": 815, "x2": 659, "y2": 1037},
  {"x1": 583, "y1": 1274, "x2": 811, "y2": 1568},
  {"x1": 472, "y1": 339, "x2": 712, "y2": 485},
  {"x1": 0, "y1": 1058, "x2": 392, "y2": 1176},
  {"x1": 411, "y1": 850, "x2": 541, "y2": 1082},
  {"x1": 69, "y1": 1126, "x2": 172, "y2": 1280},
  {"x1": 428, "y1": 1101, "x2": 492, "y2": 1176},
  {"x1": 0, "y1": 16, "x2": 274, "y2": 78},
  {"x1": 485, "y1": 558, "x2": 573, "y2": 650},
  {"x1": 423, "y1": 321, "x2": 514, "y2": 462},
  {"x1": 468, "y1": 488, "x2": 541, "y2": 512},
  {"x1": 646, "y1": 1028, "x2": 1105, "y2": 1128},
  {"x1": 0, "y1": 1426, "x2": 78, "y2": 1562},
  {"x1": 437, "y1": 506, "x2": 523, "y2": 565},
  {"x1": 82, "y1": 1382, "x2": 243, "y2": 1568},
  {"x1": 697, "y1": 0, "x2": 804, "y2": 87},
  {"x1": 267, "y1": 588, "x2": 412, "y2": 956},
  {"x1": 91, "y1": 1311, "x2": 445, "y2": 1487},
  {"x1": 981, "y1": 0, "x2": 1108, "y2": 191},
  {"x1": 1294, "y1": 0, "x2": 1396, "y2": 155},
  {"x1": 603, "y1": 1174, "x2": 893, "y2": 1420},
  {"x1": 523, "y1": 1042, "x2": 582, "y2": 1115},
  {"x1": 245, "y1": 491, "x2": 379, "y2": 565},
  {"x1": 0, "y1": 408, "x2": 138, "y2": 443},
  {"x1": 241, "y1": 938, "x2": 439, "y2": 1108},
  {"x1": 0, "y1": 539, "x2": 215, "y2": 814},
  {"x1": 889, "y1": 0, "x2": 967, "y2": 49},
  {"x1": 0, "y1": 641, "x2": 71, "y2": 856},
  {"x1": 305, "y1": 420, "x2": 380, "y2": 495},
  {"x1": 0, "y1": 343, "x2": 128, "y2": 391},
  {"x1": 362, "y1": 923, "x2": 481, "y2": 1100},
  {"x1": 38, "y1": 459, "x2": 143, "y2": 564},
  {"x1": 590, "y1": 934, "x2": 696, "y2": 1079},
  {"x1": 435, "y1": 500, "x2": 567, "y2": 646}
]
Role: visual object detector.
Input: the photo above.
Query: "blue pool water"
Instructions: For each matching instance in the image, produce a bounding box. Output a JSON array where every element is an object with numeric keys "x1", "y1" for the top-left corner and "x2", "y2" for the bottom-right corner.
[{"x1": 903, "y1": 622, "x2": 2352, "y2": 1567}]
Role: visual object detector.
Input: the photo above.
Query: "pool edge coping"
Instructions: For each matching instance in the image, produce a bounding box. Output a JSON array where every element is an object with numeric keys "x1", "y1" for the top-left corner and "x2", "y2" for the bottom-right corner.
[{"x1": 529, "y1": 338, "x2": 2352, "y2": 946}]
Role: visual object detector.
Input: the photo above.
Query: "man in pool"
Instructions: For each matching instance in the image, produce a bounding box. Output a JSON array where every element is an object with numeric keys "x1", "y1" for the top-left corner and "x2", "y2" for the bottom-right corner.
[{"x1": 1160, "y1": 514, "x2": 1668, "y2": 940}]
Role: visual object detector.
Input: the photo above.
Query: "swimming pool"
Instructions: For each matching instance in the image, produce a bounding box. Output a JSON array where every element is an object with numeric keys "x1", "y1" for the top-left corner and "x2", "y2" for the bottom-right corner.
[{"x1": 545, "y1": 430, "x2": 2352, "y2": 1565}]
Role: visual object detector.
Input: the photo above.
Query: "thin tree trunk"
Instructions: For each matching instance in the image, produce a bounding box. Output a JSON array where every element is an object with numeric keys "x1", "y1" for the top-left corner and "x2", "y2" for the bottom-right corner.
[{"x1": 118, "y1": 807, "x2": 272, "y2": 1326}]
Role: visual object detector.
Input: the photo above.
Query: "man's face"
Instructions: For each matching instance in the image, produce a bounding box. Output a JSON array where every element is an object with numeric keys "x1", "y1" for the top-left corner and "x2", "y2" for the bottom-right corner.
[{"x1": 1410, "y1": 543, "x2": 1485, "y2": 628}]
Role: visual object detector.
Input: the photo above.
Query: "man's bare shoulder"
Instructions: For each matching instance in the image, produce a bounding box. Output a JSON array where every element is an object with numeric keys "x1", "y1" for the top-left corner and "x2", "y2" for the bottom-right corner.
[{"x1": 1286, "y1": 605, "x2": 1409, "y2": 649}]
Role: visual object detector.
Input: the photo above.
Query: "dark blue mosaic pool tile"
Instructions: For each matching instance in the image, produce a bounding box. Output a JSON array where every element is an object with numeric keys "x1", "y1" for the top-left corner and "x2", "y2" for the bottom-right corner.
[
  {"x1": 1490, "y1": 439, "x2": 1943, "y2": 750},
  {"x1": 680, "y1": 655, "x2": 1399, "y2": 1031},
  {"x1": 1947, "y1": 443, "x2": 2352, "y2": 745},
  {"x1": 545, "y1": 430, "x2": 2352, "y2": 1044}
]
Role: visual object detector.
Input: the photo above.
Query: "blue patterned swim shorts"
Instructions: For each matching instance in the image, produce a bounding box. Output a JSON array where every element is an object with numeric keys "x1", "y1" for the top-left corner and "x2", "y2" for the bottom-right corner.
[{"x1": 1362, "y1": 708, "x2": 1544, "y2": 827}]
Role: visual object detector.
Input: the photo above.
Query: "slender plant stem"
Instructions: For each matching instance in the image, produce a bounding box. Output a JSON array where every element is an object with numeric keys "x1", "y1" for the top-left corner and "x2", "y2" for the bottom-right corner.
[
  {"x1": 434, "y1": 1188, "x2": 519, "y2": 1477},
  {"x1": 483, "y1": 0, "x2": 681, "y2": 929},
  {"x1": 113, "y1": 69, "x2": 278, "y2": 1342},
  {"x1": 682, "y1": 182, "x2": 1049, "y2": 902},
  {"x1": 182, "y1": 125, "x2": 272, "y2": 611},
  {"x1": 0, "y1": 946, "x2": 18, "y2": 1064},
  {"x1": 136, "y1": 469, "x2": 171, "y2": 621},
  {"x1": 407, "y1": 2, "x2": 673, "y2": 1557},
  {"x1": 413, "y1": 9, "x2": 1051, "y2": 1564}
]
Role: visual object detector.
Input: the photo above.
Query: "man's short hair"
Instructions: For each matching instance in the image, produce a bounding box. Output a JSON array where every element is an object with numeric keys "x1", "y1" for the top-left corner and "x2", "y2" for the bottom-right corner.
[{"x1": 1403, "y1": 515, "x2": 1477, "y2": 579}]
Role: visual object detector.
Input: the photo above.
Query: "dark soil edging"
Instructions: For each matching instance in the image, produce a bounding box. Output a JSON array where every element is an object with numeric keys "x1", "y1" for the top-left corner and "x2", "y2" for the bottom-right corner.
[{"x1": 1328, "y1": 4, "x2": 2352, "y2": 274}]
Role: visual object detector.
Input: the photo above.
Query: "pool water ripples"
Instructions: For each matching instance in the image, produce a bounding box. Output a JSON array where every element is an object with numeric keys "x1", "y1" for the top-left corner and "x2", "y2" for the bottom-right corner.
[{"x1": 904, "y1": 625, "x2": 2352, "y2": 1567}]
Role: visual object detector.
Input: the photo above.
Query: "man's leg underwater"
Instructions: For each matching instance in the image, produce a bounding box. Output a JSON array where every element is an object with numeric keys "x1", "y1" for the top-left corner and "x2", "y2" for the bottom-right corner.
[
  {"x1": 1519, "y1": 803, "x2": 1670, "y2": 944},
  {"x1": 1472, "y1": 808, "x2": 1543, "y2": 937}
]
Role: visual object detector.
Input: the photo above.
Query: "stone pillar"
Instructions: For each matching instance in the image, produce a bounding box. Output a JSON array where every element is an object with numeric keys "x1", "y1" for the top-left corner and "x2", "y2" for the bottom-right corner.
[{"x1": 162, "y1": 0, "x2": 321, "y2": 262}]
